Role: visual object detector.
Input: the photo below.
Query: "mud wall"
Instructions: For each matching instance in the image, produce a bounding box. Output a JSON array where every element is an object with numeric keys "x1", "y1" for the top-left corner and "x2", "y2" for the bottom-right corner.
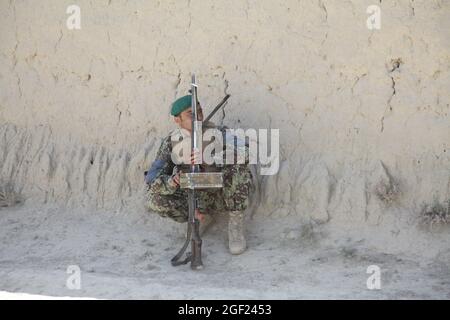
[{"x1": 0, "y1": 0, "x2": 449, "y2": 229}]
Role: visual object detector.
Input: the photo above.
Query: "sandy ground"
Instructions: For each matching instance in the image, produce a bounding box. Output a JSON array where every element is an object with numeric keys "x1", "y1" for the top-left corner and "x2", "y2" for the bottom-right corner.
[{"x1": 0, "y1": 204, "x2": 449, "y2": 300}]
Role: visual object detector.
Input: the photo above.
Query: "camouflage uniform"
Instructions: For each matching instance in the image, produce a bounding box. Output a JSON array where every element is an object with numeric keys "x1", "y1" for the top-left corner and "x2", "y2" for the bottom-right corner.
[{"x1": 145, "y1": 129, "x2": 253, "y2": 223}]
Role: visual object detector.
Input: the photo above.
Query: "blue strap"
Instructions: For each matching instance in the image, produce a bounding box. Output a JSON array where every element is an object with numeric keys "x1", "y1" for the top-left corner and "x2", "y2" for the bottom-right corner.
[{"x1": 145, "y1": 159, "x2": 167, "y2": 185}]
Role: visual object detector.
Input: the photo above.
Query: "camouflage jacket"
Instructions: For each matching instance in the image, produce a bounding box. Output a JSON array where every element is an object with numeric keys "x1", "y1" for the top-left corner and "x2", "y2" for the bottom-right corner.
[{"x1": 145, "y1": 125, "x2": 250, "y2": 195}]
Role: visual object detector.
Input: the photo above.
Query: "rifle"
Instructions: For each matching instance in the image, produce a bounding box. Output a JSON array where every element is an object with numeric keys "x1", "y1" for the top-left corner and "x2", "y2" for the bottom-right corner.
[
  {"x1": 204, "y1": 94, "x2": 230, "y2": 123},
  {"x1": 170, "y1": 75, "x2": 226, "y2": 270}
]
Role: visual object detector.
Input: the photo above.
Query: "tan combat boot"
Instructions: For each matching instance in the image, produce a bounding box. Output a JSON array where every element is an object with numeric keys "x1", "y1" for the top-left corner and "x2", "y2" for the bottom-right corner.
[{"x1": 228, "y1": 210, "x2": 247, "y2": 255}]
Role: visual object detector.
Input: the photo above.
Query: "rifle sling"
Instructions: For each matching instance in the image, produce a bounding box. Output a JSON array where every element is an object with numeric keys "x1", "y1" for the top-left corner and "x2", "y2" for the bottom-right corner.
[{"x1": 171, "y1": 221, "x2": 192, "y2": 266}]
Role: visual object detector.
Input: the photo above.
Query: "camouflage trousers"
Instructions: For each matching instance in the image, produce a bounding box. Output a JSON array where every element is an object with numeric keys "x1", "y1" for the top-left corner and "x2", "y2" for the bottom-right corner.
[{"x1": 145, "y1": 165, "x2": 252, "y2": 223}]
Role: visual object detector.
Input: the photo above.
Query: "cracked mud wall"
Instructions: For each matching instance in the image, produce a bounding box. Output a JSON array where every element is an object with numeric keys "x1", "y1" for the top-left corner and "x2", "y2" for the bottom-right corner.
[{"x1": 0, "y1": 1, "x2": 449, "y2": 245}]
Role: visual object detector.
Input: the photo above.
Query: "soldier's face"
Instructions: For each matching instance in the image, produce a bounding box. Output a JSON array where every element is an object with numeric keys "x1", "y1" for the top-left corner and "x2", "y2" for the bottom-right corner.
[{"x1": 174, "y1": 106, "x2": 204, "y2": 132}]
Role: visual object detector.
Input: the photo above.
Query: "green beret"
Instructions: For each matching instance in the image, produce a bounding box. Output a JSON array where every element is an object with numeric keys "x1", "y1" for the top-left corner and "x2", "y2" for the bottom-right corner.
[{"x1": 171, "y1": 95, "x2": 191, "y2": 116}]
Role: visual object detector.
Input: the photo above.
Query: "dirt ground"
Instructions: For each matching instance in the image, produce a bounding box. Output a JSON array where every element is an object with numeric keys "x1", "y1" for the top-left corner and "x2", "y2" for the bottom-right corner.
[{"x1": 0, "y1": 204, "x2": 448, "y2": 300}]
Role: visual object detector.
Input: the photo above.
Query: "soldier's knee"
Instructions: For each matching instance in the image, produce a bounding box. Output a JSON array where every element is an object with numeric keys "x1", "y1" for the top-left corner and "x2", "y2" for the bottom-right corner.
[
  {"x1": 145, "y1": 193, "x2": 168, "y2": 213},
  {"x1": 145, "y1": 192, "x2": 188, "y2": 223}
]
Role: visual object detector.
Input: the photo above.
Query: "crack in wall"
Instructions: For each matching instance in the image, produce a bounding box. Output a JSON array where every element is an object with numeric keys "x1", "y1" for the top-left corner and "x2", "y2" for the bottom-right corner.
[
  {"x1": 10, "y1": 0, "x2": 19, "y2": 65},
  {"x1": 219, "y1": 73, "x2": 229, "y2": 126},
  {"x1": 10, "y1": 0, "x2": 22, "y2": 101},
  {"x1": 116, "y1": 105, "x2": 122, "y2": 125},
  {"x1": 54, "y1": 29, "x2": 63, "y2": 54},
  {"x1": 245, "y1": 0, "x2": 250, "y2": 20},
  {"x1": 17, "y1": 75, "x2": 22, "y2": 98},
  {"x1": 351, "y1": 73, "x2": 367, "y2": 95},
  {"x1": 410, "y1": 0, "x2": 415, "y2": 16},
  {"x1": 381, "y1": 59, "x2": 402, "y2": 132},
  {"x1": 318, "y1": 0, "x2": 328, "y2": 22},
  {"x1": 185, "y1": 0, "x2": 192, "y2": 34}
]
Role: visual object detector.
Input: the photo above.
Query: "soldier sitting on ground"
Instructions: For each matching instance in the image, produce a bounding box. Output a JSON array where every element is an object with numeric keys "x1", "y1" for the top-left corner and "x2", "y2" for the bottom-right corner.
[{"x1": 144, "y1": 95, "x2": 253, "y2": 255}]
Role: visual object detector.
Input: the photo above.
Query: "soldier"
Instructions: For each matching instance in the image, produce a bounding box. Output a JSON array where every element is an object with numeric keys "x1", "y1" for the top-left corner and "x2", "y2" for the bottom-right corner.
[{"x1": 144, "y1": 95, "x2": 253, "y2": 255}]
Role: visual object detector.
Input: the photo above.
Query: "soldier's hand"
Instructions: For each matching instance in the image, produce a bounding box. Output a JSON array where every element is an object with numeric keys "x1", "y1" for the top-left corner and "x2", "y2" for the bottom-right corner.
[
  {"x1": 169, "y1": 171, "x2": 181, "y2": 188},
  {"x1": 195, "y1": 209, "x2": 206, "y2": 223},
  {"x1": 191, "y1": 149, "x2": 202, "y2": 165}
]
